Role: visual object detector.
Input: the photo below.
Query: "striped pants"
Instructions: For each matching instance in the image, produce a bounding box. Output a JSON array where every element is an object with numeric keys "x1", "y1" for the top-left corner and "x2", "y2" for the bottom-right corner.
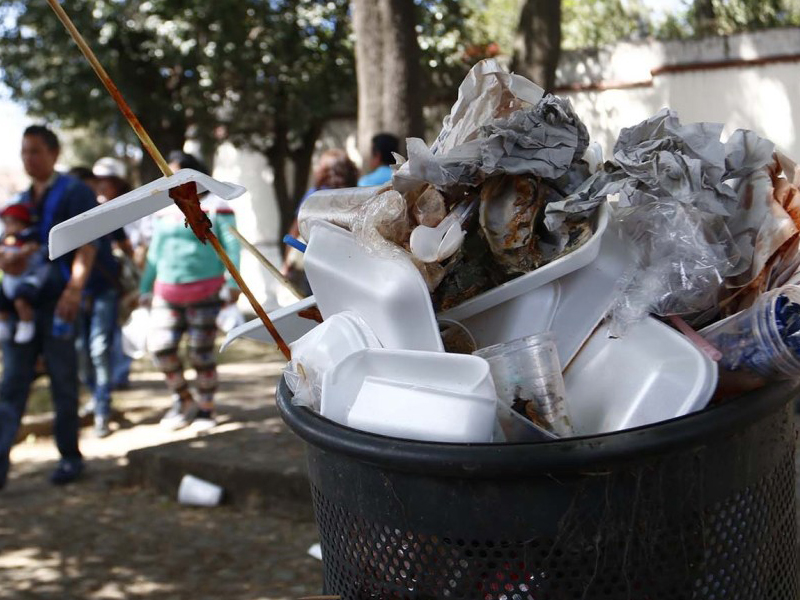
[{"x1": 147, "y1": 295, "x2": 222, "y2": 409}]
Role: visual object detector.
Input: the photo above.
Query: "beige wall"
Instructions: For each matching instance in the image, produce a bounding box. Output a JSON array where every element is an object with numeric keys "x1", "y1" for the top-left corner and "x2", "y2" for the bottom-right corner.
[{"x1": 558, "y1": 27, "x2": 800, "y2": 162}]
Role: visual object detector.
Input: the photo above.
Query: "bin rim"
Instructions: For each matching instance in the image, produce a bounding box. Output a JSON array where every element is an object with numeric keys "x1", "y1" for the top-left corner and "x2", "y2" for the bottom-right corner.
[{"x1": 276, "y1": 377, "x2": 798, "y2": 477}]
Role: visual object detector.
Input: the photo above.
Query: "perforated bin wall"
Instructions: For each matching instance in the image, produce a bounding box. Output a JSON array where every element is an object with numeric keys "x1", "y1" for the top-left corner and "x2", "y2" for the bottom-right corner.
[{"x1": 276, "y1": 381, "x2": 799, "y2": 600}]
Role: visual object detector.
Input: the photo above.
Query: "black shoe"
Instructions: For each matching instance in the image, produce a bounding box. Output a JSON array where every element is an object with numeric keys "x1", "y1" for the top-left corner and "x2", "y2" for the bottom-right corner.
[{"x1": 50, "y1": 458, "x2": 83, "y2": 486}]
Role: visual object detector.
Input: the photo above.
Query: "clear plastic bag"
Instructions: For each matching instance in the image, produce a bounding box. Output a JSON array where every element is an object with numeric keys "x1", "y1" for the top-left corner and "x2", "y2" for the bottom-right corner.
[{"x1": 608, "y1": 201, "x2": 738, "y2": 335}]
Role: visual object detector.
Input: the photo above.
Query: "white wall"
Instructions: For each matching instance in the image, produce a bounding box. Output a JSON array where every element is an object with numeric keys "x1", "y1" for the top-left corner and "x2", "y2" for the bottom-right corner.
[
  {"x1": 557, "y1": 27, "x2": 800, "y2": 161},
  {"x1": 212, "y1": 119, "x2": 357, "y2": 310}
]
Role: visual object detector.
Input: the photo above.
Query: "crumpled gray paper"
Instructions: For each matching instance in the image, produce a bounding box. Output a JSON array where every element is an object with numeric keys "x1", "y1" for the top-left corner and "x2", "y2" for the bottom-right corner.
[
  {"x1": 479, "y1": 95, "x2": 590, "y2": 181},
  {"x1": 394, "y1": 92, "x2": 590, "y2": 194},
  {"x1": 393, "y1": 58, "x2": 547, "y2": 193},
  {"x1": 557, "y1": 108, "x2": 776, "y2": 333}
]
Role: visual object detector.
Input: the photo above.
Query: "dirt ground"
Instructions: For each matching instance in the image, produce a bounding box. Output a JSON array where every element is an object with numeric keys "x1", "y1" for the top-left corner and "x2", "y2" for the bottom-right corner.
[{"x1": 0, "y1": 340, "x2": 324, "y2": 600}]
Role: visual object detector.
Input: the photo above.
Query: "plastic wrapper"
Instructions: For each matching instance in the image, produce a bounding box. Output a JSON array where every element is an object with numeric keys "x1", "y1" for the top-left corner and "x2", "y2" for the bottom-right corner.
[
  {"x1": 719, "y1": 152, "x2": 800, "y2": 315},
  {"x1": 297, "y1": 185, "x2": 387, "y2": 241},
  {"x1": 409, "y1": 185, "x2": 447, "y2": 227},
  {"x1": 608, "y1": 201, "x2": 737, "y2": 335},
  {"x1": 351, "y1": 189, "x2": 411, "y2": 255}
]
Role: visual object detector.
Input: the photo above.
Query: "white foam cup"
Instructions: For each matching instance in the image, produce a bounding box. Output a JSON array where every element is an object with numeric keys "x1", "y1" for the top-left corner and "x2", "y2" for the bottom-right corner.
[{"x1": 178, "y1": 474, "x2": 223, "y2": 507}]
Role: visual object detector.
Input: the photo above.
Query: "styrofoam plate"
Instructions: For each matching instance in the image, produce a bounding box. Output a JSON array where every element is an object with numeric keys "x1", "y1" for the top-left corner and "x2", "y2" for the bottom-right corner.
[
  {"x1": 220, "y1": 296, "x2": 318, "y2": 351},
  {"x1": 563, "y1": 317, "x2": 718, "y2": 436},
  {"x1": 49, "y1": 169, "x2": 245, "y2": 259},
  {"x1": 456, "y1": 283, "x2": 560, "y2": 350},
  {"x1": 550, "y1": 221, "x2": 633, "y2": 367}
]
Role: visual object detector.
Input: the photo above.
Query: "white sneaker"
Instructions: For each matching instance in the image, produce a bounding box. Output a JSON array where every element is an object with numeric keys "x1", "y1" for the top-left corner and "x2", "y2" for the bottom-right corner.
[
  {"x1": 190, "y1": 410, "x2": 217, "y2": 432},
  {"x1": 14, "y1": 320, "x2": 35, "y2": 344},
  {"x1": 160, "y1": 399, "x2": 199, "y2": 430}
]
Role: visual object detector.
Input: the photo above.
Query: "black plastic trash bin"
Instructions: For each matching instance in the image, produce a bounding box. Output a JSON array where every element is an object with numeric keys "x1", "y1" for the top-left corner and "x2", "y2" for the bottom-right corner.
[{"x1": 277, "y1": 379, "x2": 799, "y2": 600}]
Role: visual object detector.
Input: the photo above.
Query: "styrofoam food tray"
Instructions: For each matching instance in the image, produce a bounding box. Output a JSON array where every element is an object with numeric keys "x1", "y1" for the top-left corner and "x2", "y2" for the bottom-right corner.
[
  {"x1": 290, "y1": 311, "x2": 381, "y2": 379},
  {"x1": 304, "y1": 222, "x2": 443, "y2": 352},
  {"x1": 321, "y1": 348, "x2": 496, "y2": 425},
  {"x1": 347, "y1": 376, "x2": 496, "y2": 443},
  {"x1": 563, "y1": 317, "x2": 718, "y2": 436},
  {"x1": 457, "y1": 282, "x2": 560, "y2": 350},
  {"x1": 49, "y1": 169, "x2": 245, "y2": 259},
  {"x1": 436, "y1": 202, "x2": 608, "y2": 321},
  {"x1": 496, "y1": 402, "x2": 557, "y2": 442},
  {"x1": 220, "y1": 296, "x2": 318, "y2": 351},
  {"x1": 549, "y1": 221, "x2": 633, "y2": 367}
]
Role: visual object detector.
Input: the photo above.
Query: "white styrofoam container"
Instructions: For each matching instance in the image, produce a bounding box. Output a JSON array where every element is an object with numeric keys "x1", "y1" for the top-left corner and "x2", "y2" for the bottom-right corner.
[
  {"x1": 321, "y1": 348, "x2": 496, "y2": 425},
  {"x1": 289, "y1": 311, "x2": 380, "y2": 360},
  {"x1": 285, "y1": 312, "x2": 382, "y2": 409},
  {"x1": 304, "y1": 222, "x2": 443, "y2": 352},
  {"x1": 437, "y1": 203, "x2": 609, "y2": 321},
  {"x1": 564, "y1": 317, "x2": 718, "y2": 436},
  {"x1": 549, "y1": 221, "x2": 633, "y2": 367},
  {"x1": 220, "y1": 296, "x2": 318, "y2": 351},
  {"x1": 456, "y1": 282, "x2": 560, "y2": 350},
  {"x1": 346, "y1": 376, "x2": 497, "y2": 443},
  {"x1": 49, "y1": 169, "x2": 245, "y2": 259}
]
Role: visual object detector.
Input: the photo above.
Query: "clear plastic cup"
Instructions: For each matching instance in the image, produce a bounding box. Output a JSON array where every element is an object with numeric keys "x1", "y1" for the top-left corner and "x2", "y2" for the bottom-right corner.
[
  {"x1": 475, "y1": 332, "x2": 573, "y2": 437},
  {"x1": 702, "y1": 285, "x2": 800, "y2": 393}
]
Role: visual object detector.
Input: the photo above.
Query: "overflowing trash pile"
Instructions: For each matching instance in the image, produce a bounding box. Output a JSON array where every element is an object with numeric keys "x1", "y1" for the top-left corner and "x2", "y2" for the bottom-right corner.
[{"x1": 277, "y1": 59, "x2": 800, "y2": 444}]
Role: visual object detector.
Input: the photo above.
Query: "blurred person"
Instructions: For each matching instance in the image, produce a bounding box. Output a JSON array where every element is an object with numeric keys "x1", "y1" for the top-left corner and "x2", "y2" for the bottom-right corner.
[
  {"x1": 0, "y1": 203, "x2": 51, "y2": 344},
  {"x1": 67, "y1": 166, "x2": 99, "y2": 195},
  {"x1": 357, "y1": 133, "x2": 398, "y2": 187},
  {"x1": 0, "y1": 125, "x2": 116, "y2": 488},
  {"x1": 90, "y1": 157, "x2": 139, "y2": 392},
  {"x1": 140, "y1": 151, "x2": 240, "y2": 431},
  {"x1": 282, "y1": 148, "x2": 359, "y2": 295}
]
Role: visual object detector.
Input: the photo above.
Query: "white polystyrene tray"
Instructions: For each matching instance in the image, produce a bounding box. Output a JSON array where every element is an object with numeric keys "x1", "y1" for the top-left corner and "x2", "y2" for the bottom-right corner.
[
  {"x1": 457, "y1": 282, "x2": 560, "y2": 350},
  {"x1": 49, "y1": 169, "x2": 245, "y2": 259},
  {"x1": 563, "y1": 317, "x2": 718, "y2": 436},
  {"x1": 347, "y1": 376, "x2": 496, "y2": 443},
  {"x1": 220, "y1": 296, "x2": 318, "y2": 351},
  {"x1": 304, "y1": 222, "x2": 443, "y2": 352},
  {"x1": 436, "y1": 202, "x2": 608, "y2": 321},
  {"x1": 321, "y1": 348, "x2": 496, "y2": 425},
  {"x1": 549, "y1": 221, "x2": 633, "y2": 367}
]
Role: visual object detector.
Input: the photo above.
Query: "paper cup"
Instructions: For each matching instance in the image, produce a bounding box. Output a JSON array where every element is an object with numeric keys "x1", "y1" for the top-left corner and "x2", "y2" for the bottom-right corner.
[{"x1": 178, "y1": 474, "x2": 223, "y2": 507}]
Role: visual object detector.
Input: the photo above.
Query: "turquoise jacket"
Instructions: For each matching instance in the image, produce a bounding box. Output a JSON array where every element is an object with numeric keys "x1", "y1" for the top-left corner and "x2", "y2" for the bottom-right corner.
[{"x1": 140, "y1": 200, "x2": 240, "y2": 293}]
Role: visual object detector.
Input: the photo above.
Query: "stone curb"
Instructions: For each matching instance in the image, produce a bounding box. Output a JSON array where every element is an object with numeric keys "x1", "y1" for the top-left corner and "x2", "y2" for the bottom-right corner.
[{"x1": 125, "y1": 425, "x2": 314, "y2": 518}]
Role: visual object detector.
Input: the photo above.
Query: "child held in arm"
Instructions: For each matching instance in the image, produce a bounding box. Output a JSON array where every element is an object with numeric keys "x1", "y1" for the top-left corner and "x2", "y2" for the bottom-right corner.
[{"x1": 0, "y1": 203, "x2": 50, "y2": 344}]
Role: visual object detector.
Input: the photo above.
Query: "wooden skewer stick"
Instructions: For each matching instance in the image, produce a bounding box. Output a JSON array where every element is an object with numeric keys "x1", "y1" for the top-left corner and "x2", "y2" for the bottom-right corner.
[
  {"x1": 46, "y1": 0, "x2": 292, "y2": 360},
  {"x1": 228, "y1": 226, "x2": 306, "y2": 300}
]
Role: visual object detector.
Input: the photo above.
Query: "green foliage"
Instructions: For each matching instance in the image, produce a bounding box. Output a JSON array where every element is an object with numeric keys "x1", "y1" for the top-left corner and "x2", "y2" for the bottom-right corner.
[
  {"x1": 656, "y1": 0, "x2": 800, "y2": 38},
  {"x1": 561, "y1": 0, "x2": 650, "y2": 49},
  {"x1": 215, "y1": 0, "x2": 355, "y2": 156}
]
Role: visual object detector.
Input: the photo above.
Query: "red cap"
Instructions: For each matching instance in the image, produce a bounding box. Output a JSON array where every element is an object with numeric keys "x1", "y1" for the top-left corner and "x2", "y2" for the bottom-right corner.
[{"x1": 1, "y1": 204, "x2": 32, "y2": 225}]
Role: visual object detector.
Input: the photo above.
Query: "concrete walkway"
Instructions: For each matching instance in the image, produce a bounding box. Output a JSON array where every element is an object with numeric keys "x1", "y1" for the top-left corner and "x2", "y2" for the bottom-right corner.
[{"x1": 1, "y1": 339, "x2": 323, "y2": 600}]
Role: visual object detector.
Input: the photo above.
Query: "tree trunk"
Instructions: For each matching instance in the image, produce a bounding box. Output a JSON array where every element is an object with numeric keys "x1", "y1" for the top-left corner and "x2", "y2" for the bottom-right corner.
[
  {"x1": 693, "y1": 0, "x2": 717, "y2": 36},
  {"x1": 138, "y1": 120, "x2": 186, "y2": 184},
  {"x1": 378, "y1": 0, "x2": 425, "y2": 151},
  {"x1": 352, "y1": 0, "x2": 385, "y2": 162},
  {"x1": 266, "y1": 119, "x2": 294, "y2": 241},
  {"x1": 511, "y1": 0, "x2": 562, "y2": 93}
]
